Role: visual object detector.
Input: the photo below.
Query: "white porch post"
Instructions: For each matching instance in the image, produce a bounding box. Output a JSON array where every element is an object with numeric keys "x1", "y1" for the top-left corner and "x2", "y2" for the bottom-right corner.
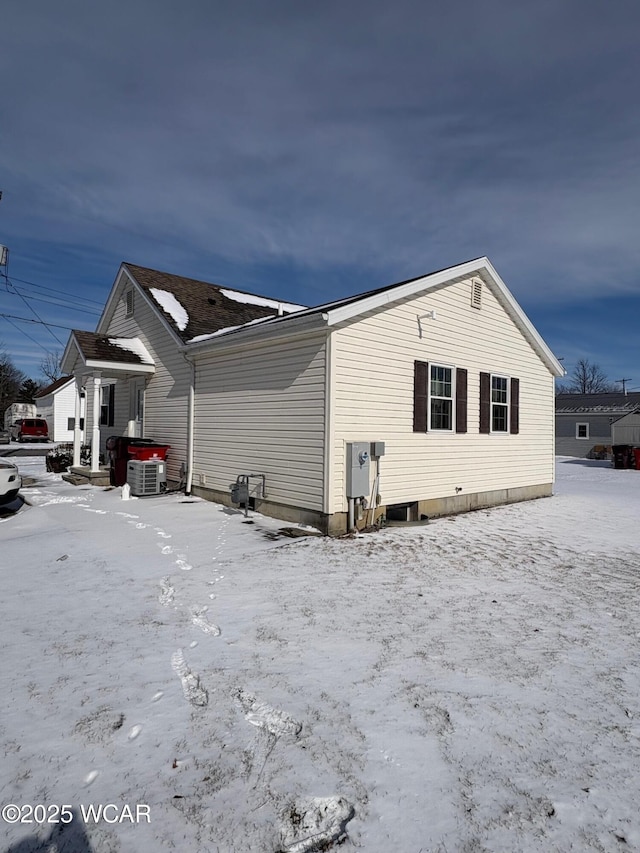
[
  {"x1": 91, "y1": 372, "x2": 101, "y2": 473},
  {"x1": 72, "y1": 377, "x2": 83, "y2": 468}
]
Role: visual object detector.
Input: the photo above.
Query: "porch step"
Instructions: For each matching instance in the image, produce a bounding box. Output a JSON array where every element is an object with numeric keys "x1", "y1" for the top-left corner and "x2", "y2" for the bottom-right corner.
[{"x1": 63, "y1": 466, "x2": 111, "y2": 487}]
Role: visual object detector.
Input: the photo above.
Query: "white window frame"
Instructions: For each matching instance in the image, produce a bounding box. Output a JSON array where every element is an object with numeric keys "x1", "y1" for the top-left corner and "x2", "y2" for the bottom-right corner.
[
  {"x1": 490, "y1": 374, "x2": 510, "y2": 434},
  {"x1": 576, "y1": 422, "x2": 589, "y2": 440},
  {"x1": 428, "y1": 363, "x2": 455, "y2": 432}
]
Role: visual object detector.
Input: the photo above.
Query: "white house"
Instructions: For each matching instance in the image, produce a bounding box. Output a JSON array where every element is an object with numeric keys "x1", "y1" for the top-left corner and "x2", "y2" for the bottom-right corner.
[
  {"x1": 61, "y1": 258, "x2": 564, "y2": 534},
  {"x1": 611, "y1": 410, "x2": 640, "y2": 447},
  {"x1": 34, "y1": 376, "x2": 86, "y2": 442}
]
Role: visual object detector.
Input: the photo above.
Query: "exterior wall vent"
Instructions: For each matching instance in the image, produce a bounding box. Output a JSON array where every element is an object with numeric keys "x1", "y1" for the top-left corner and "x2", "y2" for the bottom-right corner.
[
  {"x1": 471, "y1": 280, "x2": 482, "y2": 309},
  {"x1": 125, "y1": 289, "x2": 135, "y2": 317}
]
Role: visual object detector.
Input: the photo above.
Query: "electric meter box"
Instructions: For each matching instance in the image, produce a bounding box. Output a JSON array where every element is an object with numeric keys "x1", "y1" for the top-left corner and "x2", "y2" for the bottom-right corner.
[{"x1": 346, "y1": 442, "x2": 371, "y2": 498}]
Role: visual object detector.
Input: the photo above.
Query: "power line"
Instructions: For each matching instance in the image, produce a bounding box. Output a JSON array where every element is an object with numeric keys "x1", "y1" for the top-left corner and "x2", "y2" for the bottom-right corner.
[
  {"x1": 2, "y1": 288, "x2": 102, "y2": 316},
  {"x1": 0, "y1": 312, "x2": 79, "y2": 330},
  {"x1": 4, "y1": 280, "x2": 65, "y2": 347},
  {"x1": 9, "y1": 275, "x2": 105, "y2": 308},
  {"x1": 1, "y1": 315, "x2": 54, "y2": 355}
]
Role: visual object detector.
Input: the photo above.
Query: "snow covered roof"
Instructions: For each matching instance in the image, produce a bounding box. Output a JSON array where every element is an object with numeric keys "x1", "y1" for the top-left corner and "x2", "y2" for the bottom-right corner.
[
  {"x1": 63, "y1": 330, "x2": 155, "y2": 374},
  {"x1": 122, "y1": 264, "x2": 306, "y2": 344}
]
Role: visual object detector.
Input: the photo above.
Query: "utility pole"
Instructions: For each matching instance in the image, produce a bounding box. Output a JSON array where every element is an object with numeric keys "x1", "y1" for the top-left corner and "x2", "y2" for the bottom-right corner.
[{"x1": 617, "y1": 378, "x2": 632, "y2": 395}]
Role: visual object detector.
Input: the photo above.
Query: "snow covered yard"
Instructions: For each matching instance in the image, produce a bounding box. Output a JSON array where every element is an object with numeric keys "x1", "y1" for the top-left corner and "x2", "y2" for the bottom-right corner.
[{"x1": 2, "y1": 457, "x2": 640, "y2": 852}]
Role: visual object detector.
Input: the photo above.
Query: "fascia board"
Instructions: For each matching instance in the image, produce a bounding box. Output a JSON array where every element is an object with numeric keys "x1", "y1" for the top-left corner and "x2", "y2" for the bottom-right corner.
[
  {"x1": 324, "y1": 258, "x2": 488, "y2": 325},
  {"x1": 185, "y1": 311, "x2": 329, "y2": 356},
  {"x1": 325, "y1": 256, "x2": 565, "y2": 378},
  {"x1": 61, "y1": 334, "x2": 79, "y2": 374},
  {"x1": 97, "y1": 265, "x2": 185, "y2": 348},
  {"x1": 481, "y1": 258, "x2": 565, "y2": 377},
  {"x1": 83, "y1": 360, "x2": 155, "y2": 374},
  {"x1": 96, "y1": 264, "x2": 131, "y2": 334}
]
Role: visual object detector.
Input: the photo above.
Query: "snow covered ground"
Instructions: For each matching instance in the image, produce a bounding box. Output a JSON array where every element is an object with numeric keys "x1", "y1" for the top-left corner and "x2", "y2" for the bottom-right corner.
[{"x1": 2, "y1": 457, "x2": 640, "y2": 852}]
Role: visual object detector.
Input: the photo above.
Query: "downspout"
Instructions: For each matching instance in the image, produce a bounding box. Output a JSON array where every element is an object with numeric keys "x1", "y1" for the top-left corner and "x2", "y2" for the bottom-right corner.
[{"x1": 182, "y1": 351, "x2": 196, "y2": 496}]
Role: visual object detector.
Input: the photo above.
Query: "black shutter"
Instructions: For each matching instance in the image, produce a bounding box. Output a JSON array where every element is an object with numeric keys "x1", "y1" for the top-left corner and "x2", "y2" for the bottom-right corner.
[
  {"x1": 455, "y1": 368, "x2": 467, "y2": 433},
  {"x1": 479, "y1": 372, "x2": 490, "y2": 434},
  {"x1": 108, "y1": 383, "x2": 115, "y2": 428},
  {"x1": 510, "y1": 377, "x2": 520, "y2": 434},
  {"x1": 413, "y1": 361, "x2": 428, "y2": 432}
]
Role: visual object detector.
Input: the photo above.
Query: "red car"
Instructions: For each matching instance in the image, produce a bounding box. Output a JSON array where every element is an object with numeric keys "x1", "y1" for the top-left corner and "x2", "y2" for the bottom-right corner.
[{"x1": 10, "y1": 418, "x2": 49, "y2": 442}]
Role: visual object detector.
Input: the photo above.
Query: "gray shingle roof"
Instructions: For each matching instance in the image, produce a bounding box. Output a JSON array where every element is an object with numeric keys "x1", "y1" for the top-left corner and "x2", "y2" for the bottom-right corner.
[
  {"x1": 72, "y1": 331, "x2": 150, "y2": 365},
  {"x1": 35, "y1": 375, "x2": 74, "y2": 398},
  {"x1": 124, "y1": 264, "x2": 304, "y2": 343},
  {"x1": 556, "y1": 392, "x2": 640, "y2": 414}
]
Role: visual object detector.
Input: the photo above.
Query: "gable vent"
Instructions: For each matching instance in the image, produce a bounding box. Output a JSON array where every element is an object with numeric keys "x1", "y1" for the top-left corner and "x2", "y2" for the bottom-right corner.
[
  {"x1": 471, "y1": 280, "x2": 482, "y2": 310},
  {"x1": 125, "y1": 289, "x2": 135, "y2": 317}
]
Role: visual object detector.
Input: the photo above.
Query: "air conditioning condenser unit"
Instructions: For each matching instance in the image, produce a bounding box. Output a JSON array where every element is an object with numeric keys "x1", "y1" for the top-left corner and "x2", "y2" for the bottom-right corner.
[{"x1": 126, "y1": 459, "x2": 167, "y2": 496}]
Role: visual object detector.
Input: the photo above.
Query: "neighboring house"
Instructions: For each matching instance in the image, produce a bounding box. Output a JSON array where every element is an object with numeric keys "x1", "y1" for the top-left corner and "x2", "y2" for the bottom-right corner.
[
  {"x1": 611, "y1": 410, "x2": 640, "y2": 447},
  {"x1": 62, "y1": 257, "x2": 564, "y2": 534},
  {"x1": 34, "y1": 376, "x2": 86, "y2": 442},
  {"x1": 555, "y1": 393, "x2": 640, "y2": 458}
]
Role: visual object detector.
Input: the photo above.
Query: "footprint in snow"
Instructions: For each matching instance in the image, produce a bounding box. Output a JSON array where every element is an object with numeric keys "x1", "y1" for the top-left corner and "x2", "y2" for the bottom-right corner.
[
  {"x1": 279, "y1": 796, "x2": 354, "y2": 853},
  {"x1": 190, "y1": 607, "x2": 221, "y2": 636},
  {"x1": 176, "y1": 559, "x2": 192, "y2": 571},
  {"x1": 171, "y1": 650, "x2": 208, "y2": 707},
  {"x1": 155, "y1": 529, "x2": 171, "y2": 538},
  {"x1": 236, "y1": 689, "x2": 301, "y2": 738},
  {"x1": 151, "y1": 691, "x2": 163, "y2": 702},
  {"x1": 128, "y1": 725, "x2": 142, "y2": 740},
  {"x1": 159, "y1": 578, "x2": 174, "y2": 606},
  {"x1": 157, "y1": 543, "x2": 174, "y2": 554}
]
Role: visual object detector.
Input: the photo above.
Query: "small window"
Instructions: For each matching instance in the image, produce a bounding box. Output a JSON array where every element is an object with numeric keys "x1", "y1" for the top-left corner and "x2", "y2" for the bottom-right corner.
[
  {"x1": 125, "y1": 289, "x2": 134, "y2": 317},
  {"x1": 471, "y1": 279, "x2": 482, "y2": 309},
  {"x1": 429, "y1": 364, "x2": 454, "y2": 431},
  {"x1": 576, "y1": 423, "x2": 589, "y2": 440},
  {"x1": 100, "y1": 384, "x2": 115, "y2": 427},
  {"x1": 491, "y1": 375, "x2": 509, "y2": 433},
  {"x1": 68, "y1": 417, "x2": 74, "y2": 431}
]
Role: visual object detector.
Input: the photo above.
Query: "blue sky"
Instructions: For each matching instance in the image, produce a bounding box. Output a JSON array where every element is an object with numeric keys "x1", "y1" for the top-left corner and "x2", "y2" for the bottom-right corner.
[{"x1": 1, "y1": 0, "x2": 639, "y2": 388}]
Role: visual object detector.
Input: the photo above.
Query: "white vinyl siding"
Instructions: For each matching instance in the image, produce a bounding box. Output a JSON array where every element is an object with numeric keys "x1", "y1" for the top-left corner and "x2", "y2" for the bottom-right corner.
[
  {"x1": 96, "y1": 280, "x2": 191, "y2": 482},
  {"x1": 329, "y1": 276, "x2": 555, "y2": 513},
  {"x1": 36, "y1": 381, "x2": 85, "y2": 442},
  {"x1": 192, "y1": 334, "x2": 327, "y2": 511}
]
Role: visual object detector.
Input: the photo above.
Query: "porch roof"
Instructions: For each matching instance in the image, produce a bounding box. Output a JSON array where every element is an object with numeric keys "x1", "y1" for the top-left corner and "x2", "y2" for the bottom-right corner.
[{"x1": 62, "y1": 330, "x2": 155, "y2": 376}]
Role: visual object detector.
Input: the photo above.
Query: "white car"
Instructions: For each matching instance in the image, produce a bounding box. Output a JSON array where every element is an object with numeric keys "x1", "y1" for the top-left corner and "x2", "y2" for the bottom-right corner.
[{"x1": 0, "y1": 459, "x2": 21, "y2": 503}]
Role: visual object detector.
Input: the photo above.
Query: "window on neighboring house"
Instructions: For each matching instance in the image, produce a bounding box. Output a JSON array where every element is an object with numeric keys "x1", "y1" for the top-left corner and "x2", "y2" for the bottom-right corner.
[
  {"x1": 125, "y1": 289, "x2": 134, "y2": 317},
  {"x1": 413, "y1": 361, "x2": 467, "y2": 433},
  {"x1": 100, "y1": 384, "x2": 114, "y2": 427},
  {"x1": 576, "y1": 423, "x2": 589, "y2": 439},
  {"x1": 480, "y1": 373, "x2": 520, "y2": 434}
]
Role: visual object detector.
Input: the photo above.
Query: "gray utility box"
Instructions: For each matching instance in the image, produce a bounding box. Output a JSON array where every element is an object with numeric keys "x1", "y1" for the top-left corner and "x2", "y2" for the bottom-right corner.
[
  {"x1": 346, "y1": 442, "x2": 371, "y2": 498},
  {"x1": 127, "y1": 459, "x2": 167, "y2": 496}
]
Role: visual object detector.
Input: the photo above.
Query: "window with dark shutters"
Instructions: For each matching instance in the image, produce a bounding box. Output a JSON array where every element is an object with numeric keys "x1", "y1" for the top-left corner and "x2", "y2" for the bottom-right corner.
[
  {"x1": 479, "y1": 372, "x2": 490, "y2": 433},
  {"x1": 455, "y1": 368, "x2": 467, "y2": 433},
  {"x1": 413, "y1": 361, "x2": 428, "y2": 432}
]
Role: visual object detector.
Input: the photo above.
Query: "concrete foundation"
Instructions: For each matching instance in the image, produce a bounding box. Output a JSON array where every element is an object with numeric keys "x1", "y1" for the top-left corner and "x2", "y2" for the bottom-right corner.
[
  {"x1": 189, "y1": 482, "x2": 554, "y2": 536},
  {"x1": 62, "y1": 466, "x2": 111, "y2": 487}
]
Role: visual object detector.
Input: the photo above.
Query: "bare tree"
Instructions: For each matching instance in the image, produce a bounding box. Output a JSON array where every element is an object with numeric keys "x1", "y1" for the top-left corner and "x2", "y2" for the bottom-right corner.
[
  {"x1": 557, "y1": 358, "x2": 616, "y2": 394},
  {"x1": 40, "y1": 350, "x2": 62, "y2": 383},
  {"x1": 0, "y1": 348, "x2": 25, "y2": 414}
]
